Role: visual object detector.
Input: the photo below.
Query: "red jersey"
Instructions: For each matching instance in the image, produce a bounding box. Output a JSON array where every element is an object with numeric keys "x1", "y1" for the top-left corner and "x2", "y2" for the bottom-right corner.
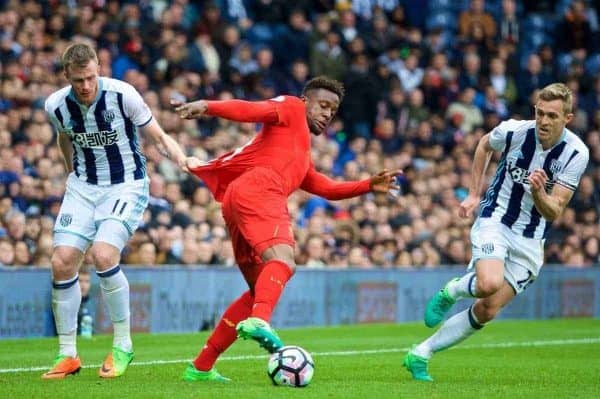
[{"x1": 190, "y1": 95, "x2": 371, "y2": 201}]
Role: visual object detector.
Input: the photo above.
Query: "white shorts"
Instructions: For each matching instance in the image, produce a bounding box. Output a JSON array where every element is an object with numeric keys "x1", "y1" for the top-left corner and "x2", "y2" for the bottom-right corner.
[
  {"x1": 53, "y1": 173, "x2": 149, "y2": 252},
  {"x1": 468, "y1": 217, "x2": 544, "y2": 294}
]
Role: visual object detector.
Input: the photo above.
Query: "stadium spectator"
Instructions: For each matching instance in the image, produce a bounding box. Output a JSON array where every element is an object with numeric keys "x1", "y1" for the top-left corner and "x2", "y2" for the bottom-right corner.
[
  {"x1": 557, "y1": 0, "x2": 594, "y2": 53},
  {"x1": 0, "y1": 239, "x2": 15, "y2": 266},
  {"x1": 137, "y1": 241, "x2": 158, "y2": 266},
  {"x1": 498, "y1": 0, "x2": 519, "y2": 45},
  {"x1": 446, "y1": 87, "x2": 484, "y2": 133},
  {"x1": 302, "y1": 234, "x2": 328, "y2": 268},
  {"x1": 458, "y1": 0, "x2": 497, "y2": 41},
  {"x1": 517, "y1": 54, "x2": 553, "y2": 105},
  {"x1": 0, "y1": 0, "x2": 596, "y2": 279},
  {"x1": 310, "y1": 31, "x2": 347, "y2": 81}
]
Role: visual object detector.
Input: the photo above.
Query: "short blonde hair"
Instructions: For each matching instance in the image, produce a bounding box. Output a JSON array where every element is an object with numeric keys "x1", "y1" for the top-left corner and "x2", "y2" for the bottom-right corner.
[
  {"x1": 537, "y1": 83, "x2": 573, "y2": 115},
  {"x1": 62, "y1": 43, "x2": 98, "y2": 72}
]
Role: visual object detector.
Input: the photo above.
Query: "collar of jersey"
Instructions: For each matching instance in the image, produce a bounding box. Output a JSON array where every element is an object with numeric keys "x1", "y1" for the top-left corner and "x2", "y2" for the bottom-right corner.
[
  {"x1": 68, "y1": 77, "x2": 104, "y2": 108},
  {"x1": 534, "y1": 125, "x2": 566, "y2": 152}
]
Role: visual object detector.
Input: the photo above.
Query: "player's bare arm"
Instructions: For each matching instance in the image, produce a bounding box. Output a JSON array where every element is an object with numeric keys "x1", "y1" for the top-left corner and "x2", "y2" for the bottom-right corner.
[
  {"x1": 171, "y1": 98, "x2": 208, "y2": 119},
  {"x1": 56, "y1": 132, "x2": 73, "y2": 173},
  {"x1": 528, "y1": 169, "x2": 575, "y2": 221},
  {"x1": 300, "y1": 167, "x2": 402, "y2": 200},
  {"x1": 141, "y1": 118, "x2": 188, "y2": 171},
  {"x1": 459, "y1": 133, "x2": 495, "y2": 219}
]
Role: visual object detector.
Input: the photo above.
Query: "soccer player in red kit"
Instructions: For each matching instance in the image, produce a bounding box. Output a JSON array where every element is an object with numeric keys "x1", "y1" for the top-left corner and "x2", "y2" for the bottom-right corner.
[{"x1": 172, "y1": 77, "x2": 401, "y2": 382}]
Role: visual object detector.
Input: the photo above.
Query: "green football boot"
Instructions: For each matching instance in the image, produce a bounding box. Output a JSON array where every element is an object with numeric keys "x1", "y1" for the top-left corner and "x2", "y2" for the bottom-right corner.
[
  {"x1": 236, "y1": 317, "x2": 283, "y2": 353},
  {"x1": 403, "y1": 351, "x2": 433, "y2": 382},
  {"x1": 99, "y1": 347, "x2": 134, "y2": 378},
  {"x1": 424, "y1": 278, "x2": 458, "y2": 328},
  {"x1": 182, "y1": 364, "x2": 230, "y2": 382}
]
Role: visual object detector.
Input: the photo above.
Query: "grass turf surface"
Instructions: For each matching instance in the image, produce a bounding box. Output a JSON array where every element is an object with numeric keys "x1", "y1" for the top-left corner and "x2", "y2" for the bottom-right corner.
[{"x1": 1, "y1": 318, "x2": 599, "y2": 399}]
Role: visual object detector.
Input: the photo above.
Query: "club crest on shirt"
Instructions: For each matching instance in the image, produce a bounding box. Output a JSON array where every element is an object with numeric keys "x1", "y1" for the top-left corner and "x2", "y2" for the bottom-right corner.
[
  {"x1": 102, "y1": 109, "x2": 116, "y2": 123},
  {"x1": 549, "y1": 159, "x2": 563, "y2": 174},
  {"x1": 481, "y1": 242, "x2": 495, "y2": 255},
  {"x1": 60, "y1": 214, "x2": 73, "y2": 227}
]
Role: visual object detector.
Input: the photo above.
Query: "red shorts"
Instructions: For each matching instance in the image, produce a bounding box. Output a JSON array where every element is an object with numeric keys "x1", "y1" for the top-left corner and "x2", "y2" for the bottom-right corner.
[{"x1": 221, "y1": 167, "x2": 295, "y2": 286}]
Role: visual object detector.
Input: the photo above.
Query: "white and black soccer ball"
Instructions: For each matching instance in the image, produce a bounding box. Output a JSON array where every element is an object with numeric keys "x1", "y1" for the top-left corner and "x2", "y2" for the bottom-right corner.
[{"x1": 267, "y1": 345, "x2": 314, "y2": 387}]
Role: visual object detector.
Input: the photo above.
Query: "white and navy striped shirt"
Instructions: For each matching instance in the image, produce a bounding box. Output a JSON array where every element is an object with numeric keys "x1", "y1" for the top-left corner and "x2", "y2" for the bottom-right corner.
[
  {"x1": 45, "y1": 77, "x2": 152, "y2": 185},
  {"x1": 479, "y1": 119, "x2": 589, "y2": 239}
]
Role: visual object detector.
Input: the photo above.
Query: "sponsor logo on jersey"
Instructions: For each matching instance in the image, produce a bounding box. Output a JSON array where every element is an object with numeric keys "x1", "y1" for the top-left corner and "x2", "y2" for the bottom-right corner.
[{"x1": 72, "y1": 130, "x2": 119, "y2": 147}]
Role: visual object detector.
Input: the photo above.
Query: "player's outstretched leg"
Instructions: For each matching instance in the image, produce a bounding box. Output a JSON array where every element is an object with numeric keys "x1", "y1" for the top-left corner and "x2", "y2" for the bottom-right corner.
[
  {"x1": 99, "y1": 347, "x2": 134, "y2": 378},
  {"x1": 185, "y1": 291, "x2": 254, "y2": 382},
  {"x1": 403, "y1": 350, "x2": 433, "y2": 382},
  {"x1": 236, "y1": 317, "x2": 283, "y2": 353},
  {"x1": 42, "y1": 355, "x2": 82, "y2": 379},
  {"x1": 424, "y1": 278, "x2": 459, "y2": 327},
  {"x1": 183, "y1": 364, "x2": 231, "y2": 382}
]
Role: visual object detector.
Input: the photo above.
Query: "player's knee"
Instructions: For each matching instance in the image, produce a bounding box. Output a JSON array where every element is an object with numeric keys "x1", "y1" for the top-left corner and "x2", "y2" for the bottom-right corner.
[
  {"x1": 262, "y1": 244, "x2": 296, "y2": 271},
  {"x1": 90, "y1": 244, "x2": 120, "y2": 269},
  {"x1": 476, "y1": 275, "x2": 503, "y2": 297},
  {"x1": 51, "y1": 250, "x2": 78, "y2": 280},
  {"x1": 281, "y1": 257, "x2": 296, "y2": 270}
]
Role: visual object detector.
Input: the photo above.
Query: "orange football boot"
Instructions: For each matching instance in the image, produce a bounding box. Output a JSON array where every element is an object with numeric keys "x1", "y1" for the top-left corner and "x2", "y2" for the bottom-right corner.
[{"x1": 41, "y1": 355, "x2": 81, "y2": 379}]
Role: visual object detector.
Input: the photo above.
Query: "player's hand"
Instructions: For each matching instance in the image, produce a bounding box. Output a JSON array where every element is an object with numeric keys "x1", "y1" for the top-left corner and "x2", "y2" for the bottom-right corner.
[
  {"x1": 184, "y1": 156, "x2": 204, "y2": 171},
  {"x1": 171, "y1": 99, "x2": 208, "y2": 119},
  {"x1": 458, "y1": 193, "x2": 480, "y2": 219},
  {"x1": 528, "y1": 168, "x2": 548, "y2": 193},
  {"x1": 370, "y1": 169, "x2": 403, "y2": 193},
  {"x1": 176, "y1": 157, "x2": 189, "y2": 173}
]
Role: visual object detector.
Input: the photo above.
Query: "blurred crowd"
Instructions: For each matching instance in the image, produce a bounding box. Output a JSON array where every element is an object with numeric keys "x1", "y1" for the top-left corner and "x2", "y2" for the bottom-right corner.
[{"x1": 0, "y1": 0, "x2": 599, "y2": 269}]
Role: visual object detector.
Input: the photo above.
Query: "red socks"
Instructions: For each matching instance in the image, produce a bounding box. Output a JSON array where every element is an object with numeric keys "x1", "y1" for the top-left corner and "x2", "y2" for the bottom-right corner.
[
  {"x1": 251, "y1": 260, "x2": 294, "y2": 322},
  {"x1": 192, "y1": 260, "x2": 294, "y2": 371},
  {"x1": 193, "y1": 290, "x2": 253, "y2": 371}
]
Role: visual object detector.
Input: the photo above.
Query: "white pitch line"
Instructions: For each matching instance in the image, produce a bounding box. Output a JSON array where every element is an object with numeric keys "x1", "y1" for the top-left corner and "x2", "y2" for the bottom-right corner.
[{"x1": 1, "y1": 337, "x2": 598, "y2": 374}]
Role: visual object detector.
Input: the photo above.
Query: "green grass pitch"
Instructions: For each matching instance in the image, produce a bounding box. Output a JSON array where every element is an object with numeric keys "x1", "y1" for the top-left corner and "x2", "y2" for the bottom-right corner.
[{"x1": 1, "y1": 319, "x2": 599, "y2": 398}]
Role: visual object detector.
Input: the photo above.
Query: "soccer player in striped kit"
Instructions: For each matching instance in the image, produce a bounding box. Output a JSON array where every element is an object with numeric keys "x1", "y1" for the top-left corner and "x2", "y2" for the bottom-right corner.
[
  {"x1": 404, "y1": 83, "x2": 590, "y2": 381},
  {"x1": 42, "y1": 43, "x2": 187, "y2": 379}
]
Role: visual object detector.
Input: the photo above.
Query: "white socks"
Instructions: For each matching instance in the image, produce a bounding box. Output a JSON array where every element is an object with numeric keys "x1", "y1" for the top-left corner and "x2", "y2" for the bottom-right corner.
[
  {"x1": 413, "y1": 306, "x2": 484, "y2": 359},
  {"x1": 97, "y1": 265, "x2": 132, "y2": 352},
  {"x1": 446, "y1": 272, "x2": 478, "y2": 300},
  {"x1": 52, "y1": 275, "x2": 81, "y2": 358}
]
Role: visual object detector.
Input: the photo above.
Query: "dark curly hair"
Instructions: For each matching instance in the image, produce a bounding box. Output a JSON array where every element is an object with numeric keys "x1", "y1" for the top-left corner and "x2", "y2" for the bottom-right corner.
[{"x1": 302, "y1": 76, "x2": 345, "y2": 102}]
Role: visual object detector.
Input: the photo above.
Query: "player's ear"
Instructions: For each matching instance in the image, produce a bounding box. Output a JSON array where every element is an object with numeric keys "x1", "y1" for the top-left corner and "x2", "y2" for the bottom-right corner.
[
  {"x1": 300, "y1": 95, "x2": 307, "y2": 103},
  {"x1": 564, "y1": 112, "x2": 574, "y2": 124}
]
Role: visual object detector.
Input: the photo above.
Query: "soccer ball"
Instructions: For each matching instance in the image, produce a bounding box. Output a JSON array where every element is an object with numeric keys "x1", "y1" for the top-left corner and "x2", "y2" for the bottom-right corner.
[{"x1": 267, "y1": 345, "x2": 314, "y2": 387}]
